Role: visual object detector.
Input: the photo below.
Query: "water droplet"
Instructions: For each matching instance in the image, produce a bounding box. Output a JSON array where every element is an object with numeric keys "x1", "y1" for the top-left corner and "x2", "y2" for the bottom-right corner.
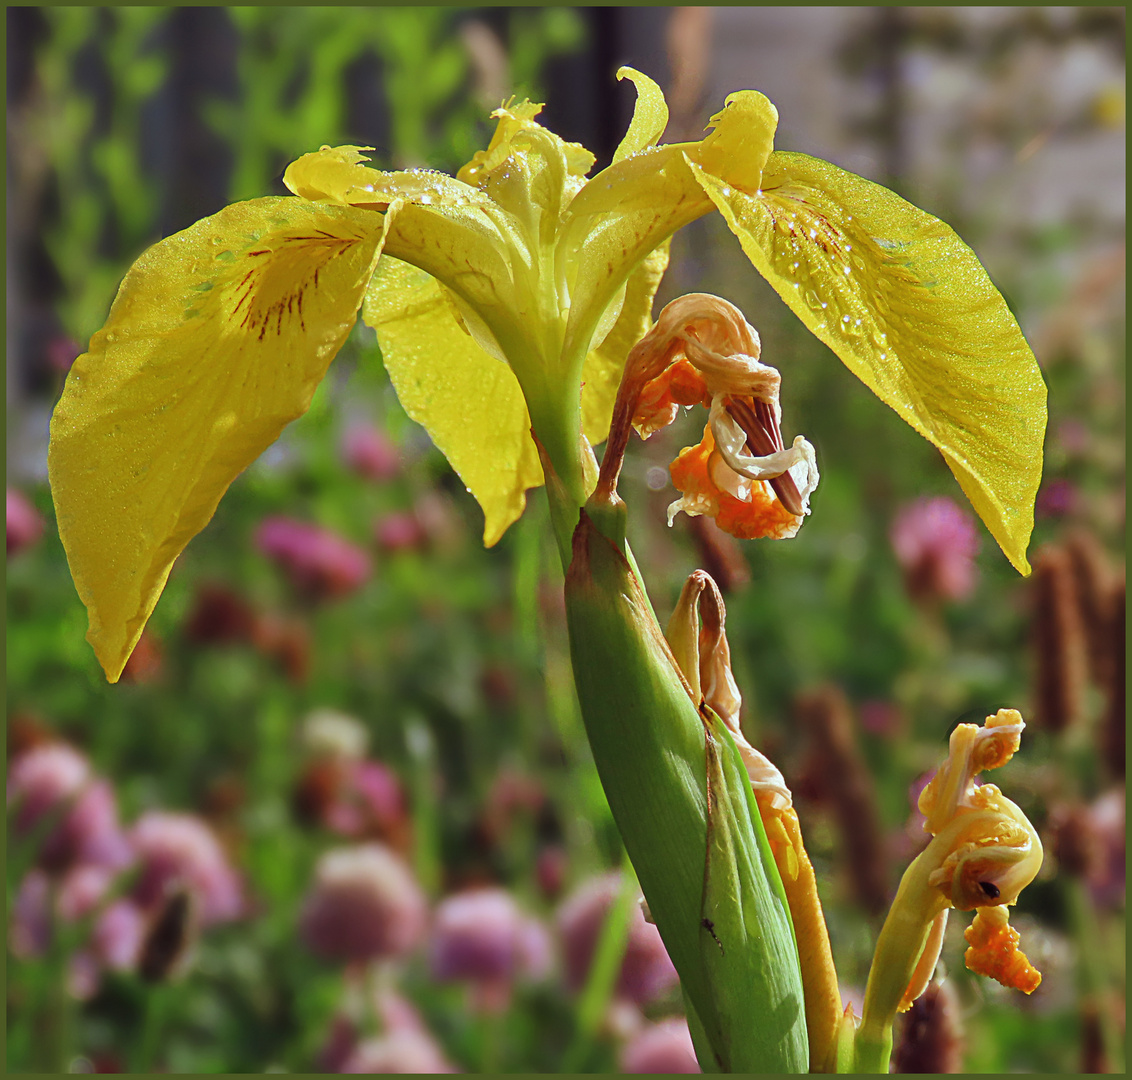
[
  {"x1": 719, "y1": 185, "x2": 732, "y2": 197},
  {"x1": 841, "y1": 315, "x2": 850, "y2": 324},
  {"x1": 792, "y1": 261, "x2": 799, "y2": 269},
  {"x1": 419, "y1": 194, "x2": 433, "y2": 205},
  {"x1": 843, "y1": 265, "x2": 851, "y2": 275},
  {"x1": 809, "y1": 229, "x2": 817, "y2": 240},
  {"x1": 821, "y1": 302, "x2": 828, "y2": 309}
]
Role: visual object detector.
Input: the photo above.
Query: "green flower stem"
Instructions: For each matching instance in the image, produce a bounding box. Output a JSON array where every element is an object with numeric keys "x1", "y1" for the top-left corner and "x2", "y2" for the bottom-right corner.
[
  {"x1": 552, "y1": 474, "x2": 807, "y2": 1070},
  {"x1": 562, "y1": 856, "x2": 637, "y2": 1071},
  {"x1": 853, "y1": 838, "x2": 950, "y2": 1073}
]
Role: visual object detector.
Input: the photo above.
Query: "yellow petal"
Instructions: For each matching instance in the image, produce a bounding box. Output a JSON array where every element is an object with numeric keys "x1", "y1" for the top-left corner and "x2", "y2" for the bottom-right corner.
[
  {"x1": 613, "y1": 67, "x2": 670, "y2": 164},
  {"x1": 687, "y1": 90, "x2": 779, "y2": 190},
  {"x1": 48, "y1": 197, "x2": 387, "y2": 681},
  {"x1": 689, "y1": 150, "x2": 1046, "y2": 574},
  {"x1": 362, "y1": 256, "x2": 543, "y2": 546},
  {"x1": 580, "y1": 241, "x2": 670, "y2": 446},
  {"x1": 284, "y1": 145, "x2": 495, "y2": 213},
  {"x1": 561, "y1": 146, "x2": 711, "y2": 366}
]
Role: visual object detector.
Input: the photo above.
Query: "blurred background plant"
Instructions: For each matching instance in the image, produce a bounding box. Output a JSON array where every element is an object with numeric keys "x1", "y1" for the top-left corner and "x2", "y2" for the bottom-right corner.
[{"x1": 7, "y1": 7, "x2": 1124, "y2": 1073}]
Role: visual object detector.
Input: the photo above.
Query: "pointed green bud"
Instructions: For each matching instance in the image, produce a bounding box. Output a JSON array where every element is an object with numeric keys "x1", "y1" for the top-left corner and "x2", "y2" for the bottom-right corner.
[{"x1": 564, "y1": 506, "x2": 808, "y2": 1071}]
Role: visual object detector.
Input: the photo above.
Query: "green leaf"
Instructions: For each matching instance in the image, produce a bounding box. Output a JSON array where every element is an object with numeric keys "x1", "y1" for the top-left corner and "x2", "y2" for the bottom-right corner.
[
  {"x1": 689, "y1": 149, "x2": 1046, "y2": 575},
  {"x1": 698, "y1": 707, "x2": 809, "y2": 1072}
]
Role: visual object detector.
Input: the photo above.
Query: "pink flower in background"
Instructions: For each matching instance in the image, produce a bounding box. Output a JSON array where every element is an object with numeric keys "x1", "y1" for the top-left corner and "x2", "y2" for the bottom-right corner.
[
  {"x1": 91, "y1": 898, "x2": 147, "y2": 971},
  {"x1": 325, "y1": 760, "x2": 410, "y2": 845},
  {"x1": 299, "y1": 844, "x2": 426, "y2": 963},
  {"x1": 340, "y1": 1029, "x2": 458, "y2": 1074},
  {"x1": 342, "y1": 422, "x2": 401, "y2": 481},
  {"x1": 535, "y1": 845, "x2": 567, "y2": 901},
  {"x1": 6, "y1": 488, "x2": 44, "y2": 555},
  {"x1": 9, "y1": 870, "x2": 52, "y2": 958},
  {"x1": 1035, "y1": 477, "x2": 1080, "y2": 519},
  {"x1": 44, "y1": 333, "x2": 82, "y2": 376},
  {"x1": 557, "y1": 872, "x2": 679, "y2": 1006},
  {"x1": 374, "y1": 511, "x2": 427, "y2": 553},
  {"x1": 129, "y1": 811, "x2": 243, "y2": 926},
  {"x1": 619, "y1": 1017, "x2": 701, "y2": 1073},
  {"x1": 255, "y1": 516, "x2": 372, "y2": 599},
  {"x1": 889, "y1": 495, "x2": 979, "y2": 602},
  {"x1": 429, "y1": 887, "x2": 551, "y2": 1010},
  {"x1": 56, "y1": 864, "x2": 119, "y2": 922},
  {"x1": 8, "y1": 745, "x2": 132, "y2": 873}
]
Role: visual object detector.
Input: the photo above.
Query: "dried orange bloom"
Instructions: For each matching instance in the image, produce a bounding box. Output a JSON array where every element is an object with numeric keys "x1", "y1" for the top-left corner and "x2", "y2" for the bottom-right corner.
[
  {"x1": 857, "y1": 709, "x2": 1043, "y2": 1070},
  {"x1": 634, "y1": 359, "x2": 711, "y2": 438},
  {"x1": 963, "y1": 903, "x2": 1042, "y2": 993},
  {"x1": 669, "y1": 422, "x2": 806, "y2": 540},
  {"x1": 599, "y1": 293, "x2": 819, "y2": 540}
]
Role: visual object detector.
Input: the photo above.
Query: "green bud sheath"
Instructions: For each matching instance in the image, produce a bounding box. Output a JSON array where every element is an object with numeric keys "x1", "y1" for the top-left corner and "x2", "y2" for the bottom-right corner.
[{"x1": 564, "y1": 505, "x2": 808, "y2": 1071}]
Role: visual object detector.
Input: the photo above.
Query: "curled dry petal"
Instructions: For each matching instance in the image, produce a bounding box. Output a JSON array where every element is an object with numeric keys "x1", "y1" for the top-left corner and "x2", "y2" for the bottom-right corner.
[
  {"x1": 603, "y1": 293, "x2": 818, "y2": 540},
  {"x1": 963, "y1": 903, "x2": 1042, "y2": 994}
]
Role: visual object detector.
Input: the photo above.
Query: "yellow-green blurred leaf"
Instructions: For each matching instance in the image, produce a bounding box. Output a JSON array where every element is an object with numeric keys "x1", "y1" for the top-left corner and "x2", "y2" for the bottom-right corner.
[
  {"x1": 362, "y1": 256, "x2": 543, "y2": 546},
  {"x1": 49, "y1": 197, "x2": 385, "y2": 681},
  {"x1": 690, "y1": 150, "x2": 1046, "y2": 574}
]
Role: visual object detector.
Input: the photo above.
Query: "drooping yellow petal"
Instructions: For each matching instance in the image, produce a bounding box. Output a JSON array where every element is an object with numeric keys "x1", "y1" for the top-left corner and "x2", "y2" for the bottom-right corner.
[
  {"x1": 48, "y1": 197, "x2": 387, "y2": 681},
  {"x1": 688, "y1": 149, "x2": 1046, "y2": 574},
  {"x1": 580, "y1": 241, "x2": 670, "y2": 447},
  {"x1": 361, "y1": 256, "x2": 543, "y2": 546},
  {"x1": 613, "y1": 67, "x2": 670, "y2": 164}
]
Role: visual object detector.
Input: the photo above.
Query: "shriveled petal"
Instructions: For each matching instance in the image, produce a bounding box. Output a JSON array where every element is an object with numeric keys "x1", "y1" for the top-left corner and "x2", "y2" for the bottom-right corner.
[
  {"x1": 688, "y1": 149, "x2": 1046, "y2": 575},
  {"x1": 48, "y1": 198, "x2": 387, "y2": 681},
  {"x1": 668, "y1": 425, "x2": 804, "y2": 540},
  {"x1": 362, "y1": 257, "x2": 542, "y2": 546},
  {"x1": 613, "y1": 67, "x2": 670, "y2": 164},
  {"x1": 963, "y1": 904, "x2": 1041, "y2": 994}
]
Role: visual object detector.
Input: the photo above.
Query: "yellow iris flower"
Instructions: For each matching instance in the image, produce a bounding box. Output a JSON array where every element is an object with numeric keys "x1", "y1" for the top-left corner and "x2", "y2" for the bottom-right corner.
[{"x1": 49, "y1": 67, "x2": 1045, "y2": 682}]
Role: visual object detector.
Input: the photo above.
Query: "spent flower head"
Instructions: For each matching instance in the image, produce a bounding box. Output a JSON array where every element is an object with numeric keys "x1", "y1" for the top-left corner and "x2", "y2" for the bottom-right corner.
[{"x1": 853, "y1": 709, "x2": 1043, "y2": 1071}]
